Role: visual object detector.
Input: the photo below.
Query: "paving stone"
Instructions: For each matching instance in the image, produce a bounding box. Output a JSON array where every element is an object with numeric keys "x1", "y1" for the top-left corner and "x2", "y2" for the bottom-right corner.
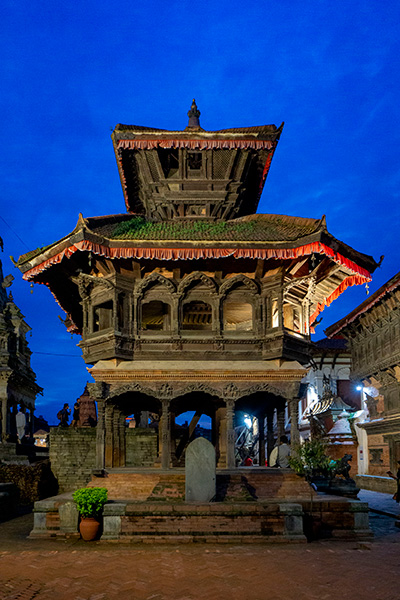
[{"x1": 0, "y1": 503, "x2": 400, "y2": 599}]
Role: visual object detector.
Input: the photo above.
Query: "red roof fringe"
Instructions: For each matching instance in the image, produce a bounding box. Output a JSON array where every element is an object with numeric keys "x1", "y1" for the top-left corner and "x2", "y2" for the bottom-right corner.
[
  {"x1": 117, "y1": 139, "x2": 275, "y2": 151},
  {"x1": 22, "y1": 240, "x2": 372, "y2": 281},
  {"x1": 34, "y1": 281, "x2": 79, "y2": 334},
  {"x1": 25, "y1": 242, "x2": 371, "y2": 336},
  {"x1": 309, "y1": 275, "x2": 370, "y2": 326}
]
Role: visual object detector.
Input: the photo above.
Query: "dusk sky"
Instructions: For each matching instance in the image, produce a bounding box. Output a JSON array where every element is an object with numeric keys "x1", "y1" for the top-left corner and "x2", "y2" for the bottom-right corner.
[{"x1": 1, "y1": 1, "x2": 400, "y2": 423}]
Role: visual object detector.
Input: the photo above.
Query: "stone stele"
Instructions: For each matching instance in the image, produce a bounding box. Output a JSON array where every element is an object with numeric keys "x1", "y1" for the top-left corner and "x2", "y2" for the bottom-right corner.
[{"x1": 185, "y1": 437, "x2": 216, "y2": 502}]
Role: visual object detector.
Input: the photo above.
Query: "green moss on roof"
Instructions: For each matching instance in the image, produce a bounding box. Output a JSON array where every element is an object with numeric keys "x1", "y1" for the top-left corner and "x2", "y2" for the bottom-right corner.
[
  {"x1": 111, "y1": 217, "x2": 258, "y2": 241},
  {"x1": 18, "y1": 243, "x2": 55, "y2": 264}
]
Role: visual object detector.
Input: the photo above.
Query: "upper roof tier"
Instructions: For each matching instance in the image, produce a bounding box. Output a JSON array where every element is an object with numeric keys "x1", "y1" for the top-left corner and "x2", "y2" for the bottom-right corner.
[{"x1": 112, "y1": 100, "x2": 283, "y2": 220}]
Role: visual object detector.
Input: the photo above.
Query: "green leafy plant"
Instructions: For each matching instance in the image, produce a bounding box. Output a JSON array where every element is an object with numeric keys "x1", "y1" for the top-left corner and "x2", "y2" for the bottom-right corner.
[
  {"x1": 288, "y1": 439, "x2": 333, "y2": 481},
  {"x1": 72, "y1": 487, "x2": 108, "y2": 518}
]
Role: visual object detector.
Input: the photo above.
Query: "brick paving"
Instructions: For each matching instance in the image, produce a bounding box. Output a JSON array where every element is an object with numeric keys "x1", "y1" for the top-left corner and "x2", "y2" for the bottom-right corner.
[{"x1": 0, "y1": 503, "x2": 399, "y2": 600}]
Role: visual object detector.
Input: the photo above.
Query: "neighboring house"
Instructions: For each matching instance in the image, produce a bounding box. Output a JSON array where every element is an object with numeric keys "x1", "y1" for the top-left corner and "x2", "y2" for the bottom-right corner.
[{"x1": 326, "y1": 269, "x2": 400, "y2": 493}]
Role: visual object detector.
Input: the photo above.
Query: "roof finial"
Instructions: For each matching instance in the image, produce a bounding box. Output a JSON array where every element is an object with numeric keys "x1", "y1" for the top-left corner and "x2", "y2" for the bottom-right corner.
[{"x1": 187, "y1": 98, "x2": 201, "y2": 129}]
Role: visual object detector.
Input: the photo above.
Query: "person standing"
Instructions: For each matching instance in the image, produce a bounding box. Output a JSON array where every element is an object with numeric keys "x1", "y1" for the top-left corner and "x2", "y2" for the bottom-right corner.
[
  {"x1": 388, "y1": 460, "x2": 400, "y2": 503},
  {"x1": 71, "y1": 400, "x2": 80, "y2": 427},
  {"x1": 16, "y1": 406, "x2": 26, "y2": 443},
  {"x1": 58, "y1": 404, "x2": 71, "y2": 427}
]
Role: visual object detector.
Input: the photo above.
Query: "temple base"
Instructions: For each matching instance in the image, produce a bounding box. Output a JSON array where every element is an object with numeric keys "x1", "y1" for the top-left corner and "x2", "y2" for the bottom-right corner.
[{"x1": 30, "y1": 470, "x2": 372, "y2": 543}]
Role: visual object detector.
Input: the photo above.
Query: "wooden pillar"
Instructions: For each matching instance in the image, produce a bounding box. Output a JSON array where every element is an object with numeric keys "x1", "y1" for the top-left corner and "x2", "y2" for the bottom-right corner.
[
  {"x1": 258, "y1": 413, "x2": 266, "y2": 467},
  {"x1": 139, "y1": 410, "x2": 149, "y2": 428},
  {"x1": 289, "y1": 398, "x2": 300, "y2": 446},
  {"x1": 226, "y1": 399, "x2": 235, "y2": 469},
  {"x1": 113, "y1": 408, "x2": 121, "y2": 467},
  {"x1": 1, "y1": 398, "x2": 7, "y2": 441},
  {"x1": 161, "y1": 400, "x2": 171, "y2": 470},
  {"x1": 96, "y1": 400, "x2": 106, "y2": 469},
  {"x1": 104, "y1": 403, "x2": 114, "y2": 468},
  {"x1": 215, "y1": 406, "x2": 227, "y2": 468},
  {"x1": 119, "y1": 410, "x2": 126, "y2": 468},
  {"x1": 266, "y1": 408, "x2": 275, "y2": 462},
  {"x1": 277, "y1": 403, "x2": 285, "y2": 440}
]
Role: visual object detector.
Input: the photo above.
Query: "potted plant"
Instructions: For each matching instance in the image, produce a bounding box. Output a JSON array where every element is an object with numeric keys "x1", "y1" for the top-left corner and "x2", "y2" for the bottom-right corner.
[
  {"x1": 289, "y1": 438, "x2": 333, "y2": 486},
  {"x1": 72, "y1": 487, "x2": 108, "y2": 541}
]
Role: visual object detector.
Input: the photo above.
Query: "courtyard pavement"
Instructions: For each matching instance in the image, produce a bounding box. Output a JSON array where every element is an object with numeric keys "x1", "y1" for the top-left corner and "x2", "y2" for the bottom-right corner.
[{"x1": 0, "y1": 491, "x2": 399, "y2": 600}]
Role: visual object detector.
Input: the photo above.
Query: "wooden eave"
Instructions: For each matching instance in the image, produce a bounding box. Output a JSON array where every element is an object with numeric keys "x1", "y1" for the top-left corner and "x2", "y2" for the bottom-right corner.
[{"x1": 326, "y1": 269, "x2": 400, "y2": 338}]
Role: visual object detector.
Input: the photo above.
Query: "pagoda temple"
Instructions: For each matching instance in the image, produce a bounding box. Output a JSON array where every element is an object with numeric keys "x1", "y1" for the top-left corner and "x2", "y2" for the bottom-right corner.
[
  {"x1": 0, "y1": 238, "x2": 42, "y2": 445},
  {"x1": 17, "y1": 101, "x2": 378, "y2": 475}
]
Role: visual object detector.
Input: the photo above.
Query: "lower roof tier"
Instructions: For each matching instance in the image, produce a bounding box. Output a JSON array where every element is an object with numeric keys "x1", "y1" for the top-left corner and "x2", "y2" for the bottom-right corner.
[{"x1": 16, "y1": 212, "x2": 378, "y2": 342}]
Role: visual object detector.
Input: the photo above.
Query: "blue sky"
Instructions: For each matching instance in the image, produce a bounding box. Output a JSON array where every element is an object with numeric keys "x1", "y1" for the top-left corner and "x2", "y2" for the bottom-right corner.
[{"x1": 1, "y1": 0, "x2": 400, "y2": 423}]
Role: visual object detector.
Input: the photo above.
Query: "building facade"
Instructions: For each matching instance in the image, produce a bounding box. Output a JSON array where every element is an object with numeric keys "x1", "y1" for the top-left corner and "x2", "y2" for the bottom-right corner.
[
  {"x1": 0, "y1": 239, "x2": 42, "y2": 443},
  {"x1": 16, "y1": 102, "x2": 378, "y2": 474},
  {"x1": 326, "y1": 270, "x2": 400, "y2": 492}
]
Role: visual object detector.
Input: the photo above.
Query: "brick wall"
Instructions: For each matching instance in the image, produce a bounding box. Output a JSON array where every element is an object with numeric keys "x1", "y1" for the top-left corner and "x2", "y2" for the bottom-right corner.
[
  {"x1": 49, "y1": 428, "x2": 96, "y2": 493},
  {"x1": 125, "y1": 429, "x2": 157, "y2": 467}
]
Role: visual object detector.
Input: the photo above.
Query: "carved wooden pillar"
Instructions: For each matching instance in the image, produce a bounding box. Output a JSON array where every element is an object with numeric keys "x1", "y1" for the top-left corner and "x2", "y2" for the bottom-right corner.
[
  {"x1": 119, "y1": 410, "x2": 126, "y2": 467},
  {"x1": 277, "y1": 403, "x2": 285, "y2": 440},
  {"x1": 133, "y1": 293, "x2": 139, "y2": 336},
  {"x1": 161, "y1": 400, "x2": 171, "y2": 470},
  {"x1": 215, "y1": 406, "x2": 227, "y2": 468},
  {"x1": 112, "y1": 290, "x2": 118, "y2": 331},
  {"x1": 113, "y1": 408, "x2": 121, "y2": 467},
  {"x1": 226, "y1": 399, "x2": 236, "y2": 469},
  {"x1": 96, "y1": 400, "x2": 106, "y2": 469},
  {"x1": 1, "y1": 398, "x2": 7, "y2": 441},
  {"x1": 171, "y1": 295, "x2": 180, "y2": 336},
  {"x1": 266, "y1": 408, "x2": 275, "y2": 462},
  {"x1": 289, "y1": 398, "x2": 300, "y2": 446},
  {"x1": 176, "y1": 293, "x2": 184, "y2": 336},
  {"x1": 211, "y1": 294, "x2": 219, "y2": 335},
  {"x1": 216, "y1": 296, "x2": 223, "y2": 336},
  {"x1": 258, "y1": 413, "x2": 266, "y2": 467},
  {"x1": 104, "y1": 403, "x2": 114, "y2": 468}
]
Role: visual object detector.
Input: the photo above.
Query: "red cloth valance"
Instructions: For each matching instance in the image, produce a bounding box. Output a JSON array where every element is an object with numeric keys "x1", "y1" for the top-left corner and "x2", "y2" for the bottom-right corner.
[
  {"x1": 22, "y1": 240, "x2": 372, "y2": 281},
  {"x1": 117, "y1": 139, "x2": 275, "y2": 151}
]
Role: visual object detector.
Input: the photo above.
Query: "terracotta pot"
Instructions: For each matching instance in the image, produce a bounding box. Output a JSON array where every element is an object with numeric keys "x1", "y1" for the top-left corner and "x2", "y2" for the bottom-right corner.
[{"x1": 79, "y1": 517, "x2": 100, "y2": 541}]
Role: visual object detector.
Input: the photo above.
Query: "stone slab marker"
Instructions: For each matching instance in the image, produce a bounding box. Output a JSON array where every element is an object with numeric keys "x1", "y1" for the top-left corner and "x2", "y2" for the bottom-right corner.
[{"x1": 185, "y1": 437, "x2": 216, "y2": 502}]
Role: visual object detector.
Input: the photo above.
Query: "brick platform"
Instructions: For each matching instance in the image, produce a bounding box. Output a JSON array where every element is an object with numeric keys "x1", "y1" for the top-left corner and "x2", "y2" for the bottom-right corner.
[
  {"x1": 30, "y1": 469, "x2": 372, "y2": 543},
  {"x1": 86, "y1": 468, "x2": 316, "y2": 502}
]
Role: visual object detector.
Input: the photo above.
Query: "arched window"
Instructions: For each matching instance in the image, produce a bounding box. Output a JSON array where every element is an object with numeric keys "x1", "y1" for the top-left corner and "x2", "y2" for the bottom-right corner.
[
  {"x1": 223, "y1": 301, "x2": 253, "y2": 331},
  {"x1": 182, "y1": 301, "x2": 212, "y2": 330},
  {"x1": 142, "y1": 301, "x2": 171, "y2": 331}
]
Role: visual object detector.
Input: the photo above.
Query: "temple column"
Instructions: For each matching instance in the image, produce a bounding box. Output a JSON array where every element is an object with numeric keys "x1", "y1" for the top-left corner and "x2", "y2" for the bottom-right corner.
[
  {"x1": 161, "y1": 400, "x2": 171, "y2": 470},
  {"x1": 277, "y1": 403, "x2": 285, "y2": 440},
  {"x1": 1, "y1": 398, "x2": 7, "y2": 442},
  {"x1": 226, "y1": 400, "x2": 235, "y2": 469},
  {"x1": 289, "y1": 398, "x2": 300, "y2": 446},
  {"x1": 139, "y1": 410, "x2": 149, "y2": 428},
  {"x1": 95, "y1": 400, "x2": 105, "y2": 469},
  {"x1": 215, "y1": 406, "x2": 226, "y2": 468},
  {"x1": 113, "y1": 408, "x2": 121, "y2": 467},
  {"x1": 118, "y1": 410, "x2": 126, "y2": 467},
  {"x1": 104, "y1": 403, "x2": 114, "y2": 468},
  {"x1": 266, "y1": 408, "x2": 275, "y2": 462},
  {"x1": 258, "y1": 413, "x2": 265, "y2": 467}
]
